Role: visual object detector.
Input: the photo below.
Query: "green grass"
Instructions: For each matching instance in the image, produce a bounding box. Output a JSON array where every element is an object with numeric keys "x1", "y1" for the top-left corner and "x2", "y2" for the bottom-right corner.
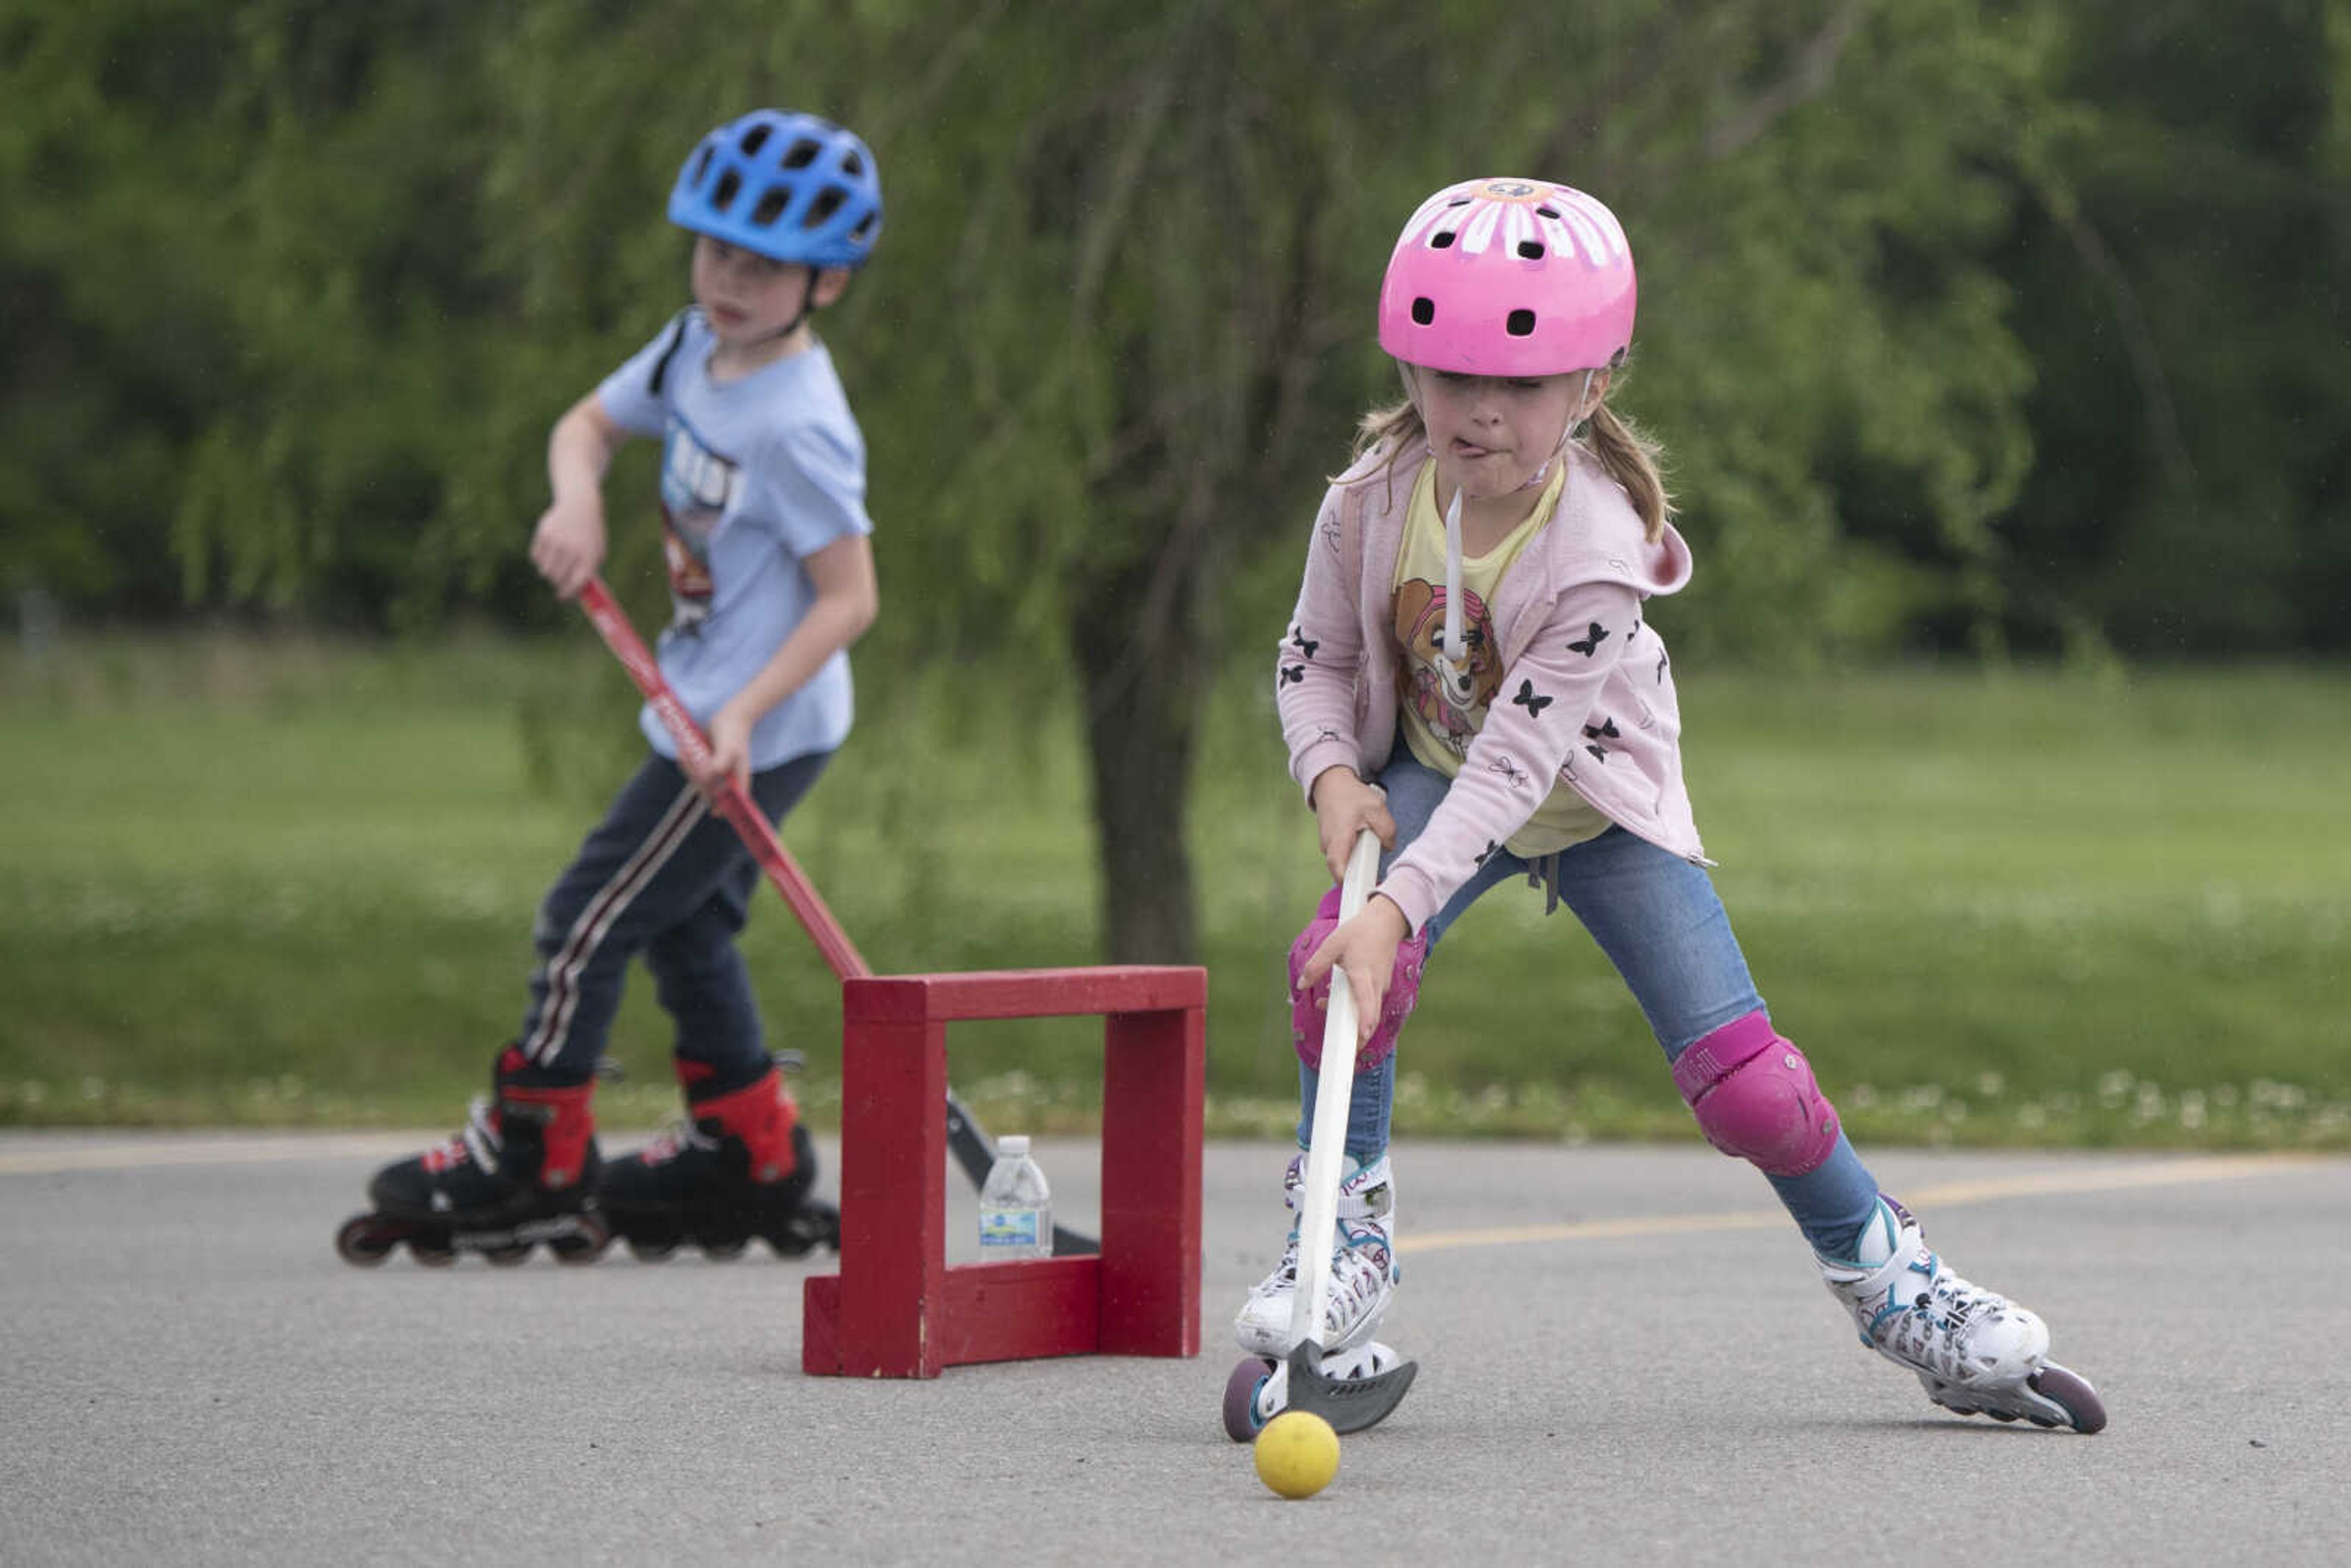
[{"x1": 2, "y1": 631, "x2": 2344, "y2": 1152}]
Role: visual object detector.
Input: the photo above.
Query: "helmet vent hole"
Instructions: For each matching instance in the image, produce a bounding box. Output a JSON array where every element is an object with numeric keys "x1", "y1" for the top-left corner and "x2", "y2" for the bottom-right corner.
[
  {"x1": 752, "y1": 188, "x2": 790, "y2": 227},
  {"x1": 692, "y1": 148, "x2": 713, "y2": 185},
  {"x1": 713, "y1": 170, "x2": 741, "y2": 211},
  {"x1": 1430, "y1": 231, "x2": 1456, "y2": 250},
  {"x1": 804, "y1": 188, "x2": 846, "y2": 229},
  {"x1": 1447, "y1": 195, "x2": 1472, "y2": 206},
  {"x1": 1505, "y1": 309, "x2": 1536, "y2": 337},
  {"x1": 741, "y1": 124, "x2": 771, "y2": 157},
  {"x1": 1410, "y1": 297, "x2": 1436, "y2": 326},
  {"x1": 1516, "y1": 241, "x2": 1546, "y2": 260},
  {"x1": 850, "y1": 214, "x2": 878, "y2": 242},
  {"x1": 842, "y1": 151, "x2": 866, "y2": 178},
  {"x1": 1536, "y1": 205, "x2": 1561, "y2": 219},
  {"x1": 783, "y1": 138, "x2": 822, "y2": 170}
]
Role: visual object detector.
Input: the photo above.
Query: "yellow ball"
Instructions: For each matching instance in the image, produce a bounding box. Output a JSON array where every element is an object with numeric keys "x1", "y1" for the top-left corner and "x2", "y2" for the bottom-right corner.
[{"x1": 1253, "y1": 1410, "x2": 1340, "y2": 1499}]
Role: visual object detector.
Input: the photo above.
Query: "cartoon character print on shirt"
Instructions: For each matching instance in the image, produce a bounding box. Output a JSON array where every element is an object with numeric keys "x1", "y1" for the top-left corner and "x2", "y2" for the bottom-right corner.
[
  {"x1": 656, "y1": 415, "x2": 741, "y2": 630},
  {"x1": 1393, "y1": 577, "x2": 1503, "y2": 755}
]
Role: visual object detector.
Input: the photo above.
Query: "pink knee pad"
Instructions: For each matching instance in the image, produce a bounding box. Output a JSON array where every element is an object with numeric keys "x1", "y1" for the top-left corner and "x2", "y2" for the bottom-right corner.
[
  {"x1": 1289, "y1": 887, "x2": 1428, "y2": 1071},
  {"x1": 1671, "y1": 1011, "x2": 1841, "y2": 1176}
]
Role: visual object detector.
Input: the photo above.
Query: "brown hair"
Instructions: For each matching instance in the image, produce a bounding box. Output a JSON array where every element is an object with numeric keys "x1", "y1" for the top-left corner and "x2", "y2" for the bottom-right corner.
[{"x1": 1343, "y1": 372, "x2": 1676, "y2": 543}]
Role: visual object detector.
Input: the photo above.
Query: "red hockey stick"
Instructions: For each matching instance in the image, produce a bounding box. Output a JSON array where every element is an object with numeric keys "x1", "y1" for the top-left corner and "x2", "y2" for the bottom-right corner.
[
  {"x1": 574, "y1": 576, "x2": 1097, "y2": 1253},
  {"x1": 577, "y1": 577, "x2": 869, "y2": 982}
]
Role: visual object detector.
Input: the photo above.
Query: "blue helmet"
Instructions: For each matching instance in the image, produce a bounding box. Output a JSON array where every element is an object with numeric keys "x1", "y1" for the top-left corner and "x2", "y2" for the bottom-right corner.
[{"x1": 667, "y1": 110, "x2": 882, "y2": 269}]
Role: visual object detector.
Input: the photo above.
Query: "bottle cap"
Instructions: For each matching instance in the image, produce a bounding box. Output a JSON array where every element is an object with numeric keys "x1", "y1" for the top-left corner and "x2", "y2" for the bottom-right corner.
[{"x1": 997, "y1": 1135, "x2": 1029, "y2": 1158}]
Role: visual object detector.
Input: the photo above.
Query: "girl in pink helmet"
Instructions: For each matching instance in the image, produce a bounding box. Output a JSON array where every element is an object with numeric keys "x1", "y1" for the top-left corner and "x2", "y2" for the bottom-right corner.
[{"x1": 1228, "y1": 178, "x2": 2104, "y2": 1439}]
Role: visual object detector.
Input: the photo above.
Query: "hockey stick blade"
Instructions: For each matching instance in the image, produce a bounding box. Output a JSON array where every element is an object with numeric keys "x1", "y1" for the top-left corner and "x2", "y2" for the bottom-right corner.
[{"x1": 1279, "y1": 1338, "x2": 1419, "y2": 1436}]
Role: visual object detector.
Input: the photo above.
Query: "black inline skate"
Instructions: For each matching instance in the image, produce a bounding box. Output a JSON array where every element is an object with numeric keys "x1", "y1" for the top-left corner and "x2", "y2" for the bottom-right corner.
[
  {"x1": 336, "y1": 1047, "x2": 610, "y2": 1267},
  {"x1": 598, "y1": 1056, "x2": 841, "y2": 1261}
]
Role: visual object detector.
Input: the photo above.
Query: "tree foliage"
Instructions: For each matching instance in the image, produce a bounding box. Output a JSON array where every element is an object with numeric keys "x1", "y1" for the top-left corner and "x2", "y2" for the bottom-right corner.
[{"x1": 6, "y1": 1, "x2": 2346, "y2": 956}]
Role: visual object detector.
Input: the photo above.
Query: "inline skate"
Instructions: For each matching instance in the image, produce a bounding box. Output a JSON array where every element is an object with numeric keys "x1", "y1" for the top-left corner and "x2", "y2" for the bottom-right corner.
[
  {"x1": 597, "y1": 1057, "x2": 840, "y2": 1261},
  {"x1": 1819, "y1": 1195, "x2": 2107, "y2": 1433},
  {"x1": 1223, "y1": 1149, "x2": 1414, "y2": 1440},
  {"x1": 336, "y1": 1047, "x2": 609, "y2": 1266}
]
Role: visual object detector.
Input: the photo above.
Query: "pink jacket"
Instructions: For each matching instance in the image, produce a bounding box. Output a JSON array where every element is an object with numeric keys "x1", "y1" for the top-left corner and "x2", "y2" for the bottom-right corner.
[{"x1": 1277, "y1": 437, "x2": 1708, "y2": 934}]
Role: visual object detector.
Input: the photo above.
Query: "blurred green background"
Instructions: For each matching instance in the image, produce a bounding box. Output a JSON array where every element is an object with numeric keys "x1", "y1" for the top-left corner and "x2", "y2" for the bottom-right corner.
[{"x1": 2, "y1": 2, "x2": 2345, "y2": 1146}]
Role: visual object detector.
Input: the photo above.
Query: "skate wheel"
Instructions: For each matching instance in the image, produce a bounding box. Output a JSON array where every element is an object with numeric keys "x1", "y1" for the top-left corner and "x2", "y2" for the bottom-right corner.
[
  {"x1": 482, "y1": 1242, "x2": 533, "y2": 1267},
  {"x1": 2027, "y1": 1365, "x2": 2107, "y2": 1435},
  {"x1": 407, "y1": 1236, "x2": 457, "y2": 1267},
  {"x1": 1223, "y1": 1356, "x2": 1275, "y2": 1443},
  {"x1": 764, "y1": 1205, "x2": 841, "y2": 1258},
  {"x1": 625, "y1": 1236, "x2": 678, "y2": 1263},
  {"x1": 334, "y1": 1215, "x2": 396, "y2": 1267},
  {"x1": 550, "y1": 1214, "x2": 610, "y2": 1266},
  {"x1": 700, "y1": 1236, "x2": 749, "y2": 1262}
]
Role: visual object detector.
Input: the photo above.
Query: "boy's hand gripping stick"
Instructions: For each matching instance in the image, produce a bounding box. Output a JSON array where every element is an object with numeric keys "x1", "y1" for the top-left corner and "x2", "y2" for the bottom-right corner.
[
  {"x1": 1281, "y1": 822, "x2": 1418, "y2": 1431},
  {"x1": 574, "y1": 576, "x2": 1099, "y2": 1255}
]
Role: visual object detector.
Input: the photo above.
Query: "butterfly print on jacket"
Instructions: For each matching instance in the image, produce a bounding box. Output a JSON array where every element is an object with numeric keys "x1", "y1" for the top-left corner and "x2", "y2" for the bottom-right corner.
[
  {"x1": 1567, "y1": 622, "x2": 1610, "y2": 657},
  {"x1": 1510, "y1": 680, "x2": 1553, "y2": 718}
]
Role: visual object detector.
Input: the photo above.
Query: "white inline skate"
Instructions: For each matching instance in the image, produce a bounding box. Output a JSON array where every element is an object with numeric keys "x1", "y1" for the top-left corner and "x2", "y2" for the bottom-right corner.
[
  {"x1": 1223, "y1": 1150, "x2": 1413, "y2": 1441},
  {"x1": 1819, "y1": 1196, "x2": 2106, "y2": 1433},
  {"x1": 1234, "y1": 1150, "x2": 1400, "y2": 1355}
]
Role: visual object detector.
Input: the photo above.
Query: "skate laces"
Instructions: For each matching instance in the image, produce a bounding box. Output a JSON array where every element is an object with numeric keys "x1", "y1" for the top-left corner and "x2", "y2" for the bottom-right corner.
[
  {"x1": 1250, "y1": 1232, "x2": 1303, "y2": 1296},
  {"x1": 1837, "y1": 1237, "x2": 2016, "y2": 1379},
  {"x1": 421, "y1": 1097, "x2": 501, "y2": 1176},
  {"x1": 637, "y1": 1116, "x2": 719, "y2": 1167}
]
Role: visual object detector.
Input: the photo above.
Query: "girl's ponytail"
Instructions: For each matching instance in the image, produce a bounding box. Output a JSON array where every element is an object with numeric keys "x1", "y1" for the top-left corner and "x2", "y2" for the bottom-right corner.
[{"x1": 1583, "y1": 400, "x2": 1673, "y2": 543}]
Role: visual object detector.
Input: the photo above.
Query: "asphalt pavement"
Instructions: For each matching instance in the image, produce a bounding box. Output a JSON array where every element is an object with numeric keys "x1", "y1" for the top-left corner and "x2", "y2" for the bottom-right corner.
[{"x1": 3, "y1": 1131, "x2": 2344, "y2": 1567}]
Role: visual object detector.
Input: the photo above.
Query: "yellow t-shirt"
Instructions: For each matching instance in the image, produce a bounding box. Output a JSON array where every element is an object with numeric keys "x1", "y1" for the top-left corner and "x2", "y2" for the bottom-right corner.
[{"x1": 1392, "y1": 462, "x2": 1610, "y2": 857}]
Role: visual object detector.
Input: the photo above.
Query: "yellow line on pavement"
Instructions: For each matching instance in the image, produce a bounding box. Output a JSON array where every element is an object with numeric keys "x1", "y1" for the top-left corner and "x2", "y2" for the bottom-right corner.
[
  {"x1": 0, "y1": 1135, "x2": 428, "y2": 1175},
  {"x1": 1401, "y1": 1152, "x2": 2327, "y2": 1255}
]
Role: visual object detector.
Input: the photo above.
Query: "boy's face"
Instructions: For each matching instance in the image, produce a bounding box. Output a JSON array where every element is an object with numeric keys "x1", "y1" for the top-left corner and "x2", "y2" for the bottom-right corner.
[
  {"x1": 690, "y1": 236, "x2": 847, "y2": 348},
  {"x1": 1417, "y1": 368, "x2": 1605, "y2": 501}
]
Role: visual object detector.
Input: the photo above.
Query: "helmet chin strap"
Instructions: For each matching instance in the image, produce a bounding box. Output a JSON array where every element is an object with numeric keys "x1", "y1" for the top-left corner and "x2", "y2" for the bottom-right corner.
[
  {"x1": 1398, "y1": 363, "x2": 1596, "y2": 497},
  {"x1": 741, "y1": 297, "x2": 816, "y2": 349},
  {"x1": 718, "y1": 266, "x2": 823, "y2": 350},
  {"x1": 1402, "y1": 362, "x2": 1596, "y2": 699},
  {"x1": 1509, "y1": 368, "x2": 1594, "y2": 493}
]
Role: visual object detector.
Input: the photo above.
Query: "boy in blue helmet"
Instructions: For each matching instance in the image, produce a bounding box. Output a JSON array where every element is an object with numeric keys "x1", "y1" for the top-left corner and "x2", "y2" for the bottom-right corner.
[{"x1": 339, "y1": 111, "x2": 883, "y2": 1267}]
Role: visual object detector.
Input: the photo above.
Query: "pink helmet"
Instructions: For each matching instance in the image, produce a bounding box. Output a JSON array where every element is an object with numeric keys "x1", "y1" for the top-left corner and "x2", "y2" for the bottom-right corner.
[{"x1": 1377, "y1": 178, "x2": 1637, "y2": 377}]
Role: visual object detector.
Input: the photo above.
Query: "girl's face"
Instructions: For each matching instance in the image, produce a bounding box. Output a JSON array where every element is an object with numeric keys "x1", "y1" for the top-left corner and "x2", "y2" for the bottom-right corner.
[
  {"x1": 1416, "y1": 369, "x2": 1603, "y2": 501},
  {"x1": 691, "y1": 236, "x2": 839, "y2": 351}
]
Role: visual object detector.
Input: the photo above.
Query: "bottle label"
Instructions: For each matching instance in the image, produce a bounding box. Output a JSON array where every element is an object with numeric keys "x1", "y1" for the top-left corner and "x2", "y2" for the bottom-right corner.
[{"x1": 978, "y1": 1207, "x2": 1044, "y2": 1250}]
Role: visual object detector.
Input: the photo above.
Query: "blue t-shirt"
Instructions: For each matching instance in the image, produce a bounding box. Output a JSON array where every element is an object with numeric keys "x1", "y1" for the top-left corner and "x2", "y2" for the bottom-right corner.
[{"x1": 596, "y1": 310, "x2": 872, "y2": 771}]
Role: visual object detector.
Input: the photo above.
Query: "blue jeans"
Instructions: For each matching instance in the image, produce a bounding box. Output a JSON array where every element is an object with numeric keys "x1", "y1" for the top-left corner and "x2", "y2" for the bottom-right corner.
[
  {"x1": 515, "y1": 749, "x2": 828, "y2": 1087},
  {"x1": 1296, "y1": 745, "x2": 1881, "y2": 1259}
]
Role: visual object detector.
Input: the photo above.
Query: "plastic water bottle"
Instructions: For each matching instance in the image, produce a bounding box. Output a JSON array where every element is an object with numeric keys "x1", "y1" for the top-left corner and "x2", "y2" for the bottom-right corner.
[{"x1": 978, "y1": 1135, "x2": 1052, "y2": 1259}]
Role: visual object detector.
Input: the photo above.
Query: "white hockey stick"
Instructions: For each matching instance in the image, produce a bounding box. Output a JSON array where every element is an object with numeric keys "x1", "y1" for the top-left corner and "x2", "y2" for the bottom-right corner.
[
  {"x1": 1219, "y1": 817, "x2": 1416, "y2": 1439},
  {"x1": 1288, "y1": 823, "x2": 1384, "y2": 1354}
]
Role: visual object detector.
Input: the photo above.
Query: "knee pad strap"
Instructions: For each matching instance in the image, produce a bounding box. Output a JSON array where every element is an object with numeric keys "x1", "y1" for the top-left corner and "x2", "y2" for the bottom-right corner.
[
  {"x1": 1672, "y1": 1011, "x2": 1840, "y2": 1177},
  {"x1": 1289, "y1": 888, "x2": 1427, "y2": 1070}
]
